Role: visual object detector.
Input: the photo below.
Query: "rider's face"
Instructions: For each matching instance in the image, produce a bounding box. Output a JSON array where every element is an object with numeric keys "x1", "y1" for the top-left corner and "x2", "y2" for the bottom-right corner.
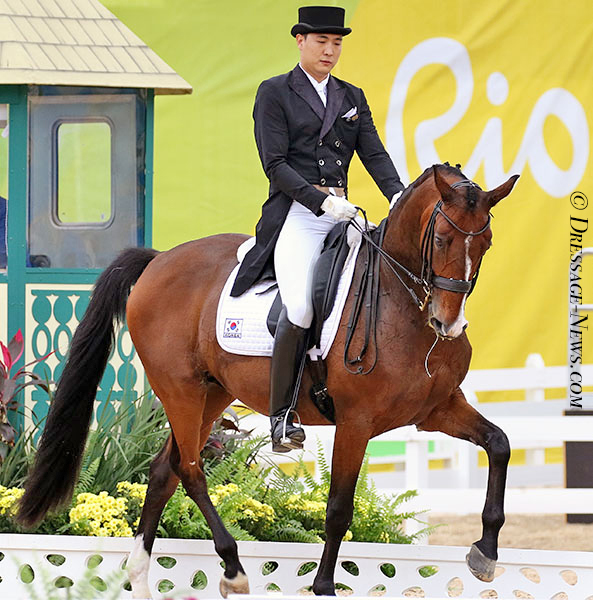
[{"x1": 297, "y1": 33, "x2": 343, "y2": 82}]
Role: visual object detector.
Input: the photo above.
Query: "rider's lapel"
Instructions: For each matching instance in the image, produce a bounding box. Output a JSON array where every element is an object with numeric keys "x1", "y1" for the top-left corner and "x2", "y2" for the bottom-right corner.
[
  {"x1": 319, "y1": 77, "x2": 346, "y2": 141},
  {"x1": 289, "y1": 65, "x2": 326, "y2": 122}
]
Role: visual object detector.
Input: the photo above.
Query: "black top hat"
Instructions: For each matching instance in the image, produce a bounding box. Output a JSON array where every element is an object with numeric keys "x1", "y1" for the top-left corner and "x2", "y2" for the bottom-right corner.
[{"x1": 291, "y1": 6, "x2": 352, "y2": 37}]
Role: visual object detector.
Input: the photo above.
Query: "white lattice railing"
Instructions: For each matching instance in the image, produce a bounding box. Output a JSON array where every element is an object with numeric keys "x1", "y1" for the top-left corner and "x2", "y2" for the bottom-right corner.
[{"x1": 1, "y1": 535, "x2": 592, "y2": 599}]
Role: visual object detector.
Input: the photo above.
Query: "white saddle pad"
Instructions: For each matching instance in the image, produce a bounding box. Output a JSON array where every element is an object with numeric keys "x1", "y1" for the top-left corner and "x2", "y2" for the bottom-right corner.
[{"x1": 216, "y1": 235, "x2": 362, "y2": 360}]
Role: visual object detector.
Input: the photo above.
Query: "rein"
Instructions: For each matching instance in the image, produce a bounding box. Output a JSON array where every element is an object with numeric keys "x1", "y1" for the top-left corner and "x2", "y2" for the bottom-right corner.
[
  {"x1": 343, "y1": 212, "x2": 384, "y2": 375},
  {"x1": 344, "y1": 179, "x2": 490, "y2": 374}
]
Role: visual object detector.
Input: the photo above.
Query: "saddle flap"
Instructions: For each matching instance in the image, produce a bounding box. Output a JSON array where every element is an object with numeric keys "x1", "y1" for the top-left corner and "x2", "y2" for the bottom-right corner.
[
  {"x1": 310, "y1": 221, "x2": 351, "y2": 348},
  {"x1": 266, "y1": 291, "x2": 283, "y2": 336}
]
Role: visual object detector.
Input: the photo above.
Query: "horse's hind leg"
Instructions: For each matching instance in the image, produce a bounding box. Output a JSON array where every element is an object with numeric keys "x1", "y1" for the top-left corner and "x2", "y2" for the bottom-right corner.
[
  {"x1": 128, "y1": 435, "x2": 180, "y2": 598},
  {"x1": 161, "y1": 382, "x2": 249, "y2": 598},
  {"x1": 417, "y1": 387, "x2": 510, "y2": 582}
]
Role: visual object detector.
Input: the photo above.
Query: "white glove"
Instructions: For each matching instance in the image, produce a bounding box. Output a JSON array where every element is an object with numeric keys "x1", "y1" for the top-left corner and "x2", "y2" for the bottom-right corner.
[
  {"x1": 390, "y1": 189, "x2": 404, "y2": 210},
  {"x1": 321, "y1": 194, "x2": 358, "y2": 221}
]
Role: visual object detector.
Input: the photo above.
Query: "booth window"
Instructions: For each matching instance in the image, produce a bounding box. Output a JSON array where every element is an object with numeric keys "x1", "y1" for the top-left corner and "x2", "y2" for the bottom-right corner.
[{"x1": 56, "y1": 121, "x2": 112, "y2": 225}]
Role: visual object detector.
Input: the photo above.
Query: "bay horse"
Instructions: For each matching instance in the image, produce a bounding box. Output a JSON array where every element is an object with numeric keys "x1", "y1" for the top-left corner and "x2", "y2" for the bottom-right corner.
[{"x1": 17, "y1": 164, "x2": 519, "y2": 597}]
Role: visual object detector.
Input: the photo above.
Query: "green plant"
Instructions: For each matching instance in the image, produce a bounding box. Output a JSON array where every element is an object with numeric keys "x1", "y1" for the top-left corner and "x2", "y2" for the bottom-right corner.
[
  {"x1": 158, "y1": 437, "x2": 429, "y2": 544},
  {"x1": 0, "y1": 329, "x2": 51, "y2": 462},
  {"x1": 201, "y1": 406, "x2": 254, "y2": 469},
  {"x1": 263, "y1": 439, "x2": 431, "y2": 544},
  {"x1": 0, "y1": 422, "x2": 37, "y2": 488},
  {"x1": 75, "y1": 391, "x2": 170, "y2": 497}
]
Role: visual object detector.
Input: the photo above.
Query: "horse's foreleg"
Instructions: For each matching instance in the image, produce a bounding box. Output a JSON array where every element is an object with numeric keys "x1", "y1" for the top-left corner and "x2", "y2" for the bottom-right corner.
[
  {"x1": 312, "y1": 426, "x2": 370, "y2": 596},
  {"x1": 128, "y1": 435, "x2": 180, "y2": 599},
  {"x1": 418, "y1": 386, "x2": 510, "y2": 582}
]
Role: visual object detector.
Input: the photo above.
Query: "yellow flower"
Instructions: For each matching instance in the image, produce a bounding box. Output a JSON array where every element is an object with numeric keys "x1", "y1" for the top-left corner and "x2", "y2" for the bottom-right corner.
[
  {"x1": 210, "y1": 483, "x2": 240, "y2": 507},
  {"x1": 0, "y1": 487, "x2": 24, "y2": 516},
  {"x1": 69, "y1": 491, "x2": 132, "y2": 537},
  {"x1": 117, "y1": 481, "x2": 147, "y2": 503},
  {"x1": 238, "y1": 498, "x2": 275, "y2": 523}
]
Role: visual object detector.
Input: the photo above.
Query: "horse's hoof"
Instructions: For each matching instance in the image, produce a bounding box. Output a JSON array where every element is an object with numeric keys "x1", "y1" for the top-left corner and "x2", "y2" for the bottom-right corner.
[
  {"x1": 465, "y1": 543, "x2": 496, "y2": 582},
  {"x1": 312, "y1": 581, "x2": 336, "y2": 596},
  {"x1": 219, "y1": 571, "x2": 250, "y2": 598}
]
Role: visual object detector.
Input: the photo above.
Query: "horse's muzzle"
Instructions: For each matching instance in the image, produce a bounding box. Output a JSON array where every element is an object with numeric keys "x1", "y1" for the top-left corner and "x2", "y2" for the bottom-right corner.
[{"x1": 428, "y1": 304, "x2": 469, "y2": 339}]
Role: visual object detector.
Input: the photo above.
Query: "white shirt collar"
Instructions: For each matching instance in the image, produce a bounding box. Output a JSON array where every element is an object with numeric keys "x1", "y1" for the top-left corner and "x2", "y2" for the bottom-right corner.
[{"x1": 299, "y1": 64, "x2": 329, "y2": 105}]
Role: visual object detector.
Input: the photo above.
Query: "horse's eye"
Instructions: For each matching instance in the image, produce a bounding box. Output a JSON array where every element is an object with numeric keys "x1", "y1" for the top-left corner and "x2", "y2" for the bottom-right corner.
[{"x1": 434, "y1": 236, "x2": 444, "y2": 249}]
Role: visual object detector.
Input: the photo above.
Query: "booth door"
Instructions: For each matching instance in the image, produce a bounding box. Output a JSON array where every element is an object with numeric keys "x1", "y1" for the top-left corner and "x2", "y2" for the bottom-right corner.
[{"x1": 29, "y1": 94, "x2": 142, "y2": 269}]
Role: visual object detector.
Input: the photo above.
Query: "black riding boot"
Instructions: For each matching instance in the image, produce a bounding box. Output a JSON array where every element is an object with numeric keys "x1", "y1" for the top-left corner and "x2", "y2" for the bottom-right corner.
[{"x1": 269, "y1": 306, "x2": 308, "y2": 453}]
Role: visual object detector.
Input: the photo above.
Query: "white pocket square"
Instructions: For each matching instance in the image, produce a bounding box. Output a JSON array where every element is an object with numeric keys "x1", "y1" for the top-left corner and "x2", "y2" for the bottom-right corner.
[{"x1": 341, "y1": 106, "x2": 358, "y2": 119}]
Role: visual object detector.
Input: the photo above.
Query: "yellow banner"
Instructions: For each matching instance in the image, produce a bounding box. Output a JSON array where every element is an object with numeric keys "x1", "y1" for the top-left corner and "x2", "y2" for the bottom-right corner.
[{"x1": 340, "y1": 0, "x2": 593, "y2": 370}]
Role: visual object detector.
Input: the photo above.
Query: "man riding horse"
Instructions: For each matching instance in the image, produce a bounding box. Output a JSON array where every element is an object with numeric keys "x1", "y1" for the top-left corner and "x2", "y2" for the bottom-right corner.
[{"x1": 230, "y1": 6, "x2": 405, "y2": 452}]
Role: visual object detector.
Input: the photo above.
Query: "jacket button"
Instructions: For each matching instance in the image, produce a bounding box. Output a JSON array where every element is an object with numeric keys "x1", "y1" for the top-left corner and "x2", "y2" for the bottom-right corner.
[
  {"x1": 318, "y1": 159, "x2": 325, "y2": 166},
  {"x1": 318, "y1": 140, "x2": 323, "y2": 146},
  {"x1": 336, "y1": 159, "x2": 342, "y2": 166},
  {"x1": 337, "y1": 179, "x2": 343, "y2": 186},
  {"x1": 335, "y1": 140, "x2": 341, "y2": 147},
  {"x1": 320, "y1": 178, "x2": 326, "y2": 185}
]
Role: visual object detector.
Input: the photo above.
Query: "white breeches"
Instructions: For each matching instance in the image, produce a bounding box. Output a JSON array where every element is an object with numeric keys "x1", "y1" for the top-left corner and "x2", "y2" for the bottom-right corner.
[{"x1": 274, "y1": 201, "x2": 339, "y2": 328}]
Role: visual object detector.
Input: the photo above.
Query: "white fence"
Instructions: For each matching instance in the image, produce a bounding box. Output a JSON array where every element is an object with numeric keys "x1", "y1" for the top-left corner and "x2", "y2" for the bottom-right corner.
[
  {"x1": 1, "y1": 535, "x2": 592, "y2": 599},
  {"x1": 242, "y1": 357, "x2": 593, "y2": 519}
]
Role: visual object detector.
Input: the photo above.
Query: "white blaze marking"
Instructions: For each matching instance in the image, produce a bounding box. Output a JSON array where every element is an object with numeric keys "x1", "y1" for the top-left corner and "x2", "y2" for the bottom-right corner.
[
  {"x1": 464, "y1": 235, "x2": 472, "y2": 280},
  {"x1": 447, "y1": 236, "x2": 471, "y2": 337},
  {"x1": 128, "y1": 534, "x2": 152, "y2": 599}
]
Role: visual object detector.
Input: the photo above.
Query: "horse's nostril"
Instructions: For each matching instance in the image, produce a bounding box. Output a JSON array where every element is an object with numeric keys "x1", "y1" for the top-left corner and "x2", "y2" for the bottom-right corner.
[
  {"x1": 462, "y1": 322, "x2": 468, "y2": 331},
  {"x1": 430, "y1": 317, "x2": 443, "y2": 332}
]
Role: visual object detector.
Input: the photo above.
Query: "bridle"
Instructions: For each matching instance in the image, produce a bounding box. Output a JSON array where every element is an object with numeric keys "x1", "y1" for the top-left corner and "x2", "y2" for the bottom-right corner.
[
  {"x1": 344, "y1": 178, "x2": 490, "y2": 374},
  {"x1": 352, "y1": 179, "x2": 490, "y2": 311}
]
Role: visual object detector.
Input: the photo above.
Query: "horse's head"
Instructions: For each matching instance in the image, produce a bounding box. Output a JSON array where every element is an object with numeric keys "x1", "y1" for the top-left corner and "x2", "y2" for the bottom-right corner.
[{"x1": 420, "y1": 165, "x2": 519, "y2": 339}]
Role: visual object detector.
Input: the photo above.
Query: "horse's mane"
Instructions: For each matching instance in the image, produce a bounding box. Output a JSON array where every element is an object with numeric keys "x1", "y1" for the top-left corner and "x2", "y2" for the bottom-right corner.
[
  {"x1": 411, "y1": 162, "x2": 467, "y2": 190},
  {"x1": 397, "y1": 162, "x2": 477, "y2": 211}
]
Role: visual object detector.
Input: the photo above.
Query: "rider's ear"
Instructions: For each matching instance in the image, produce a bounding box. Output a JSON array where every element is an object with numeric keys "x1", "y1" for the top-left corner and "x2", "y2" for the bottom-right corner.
[
  {"x1": 486, "y1": 174, "x2": 520, "y2": 208},
  {"x1": 432, "y1": 165, "x2": 457, "y2": 204}
]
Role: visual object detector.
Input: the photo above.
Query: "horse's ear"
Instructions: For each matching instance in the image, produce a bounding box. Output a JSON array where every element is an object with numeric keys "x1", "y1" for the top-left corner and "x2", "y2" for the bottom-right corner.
[
  {"x1": 432, "y1": 165, "x2": 457, "y2": 204},
  {"x1": 486, "y1": 174, "x2": 520, "y2": 207}
]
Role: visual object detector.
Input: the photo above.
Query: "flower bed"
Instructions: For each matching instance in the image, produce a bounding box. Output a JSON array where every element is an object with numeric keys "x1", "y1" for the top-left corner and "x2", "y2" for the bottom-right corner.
[{"x1": 0, "y1": 436, "x2": 425, "y2": 544}]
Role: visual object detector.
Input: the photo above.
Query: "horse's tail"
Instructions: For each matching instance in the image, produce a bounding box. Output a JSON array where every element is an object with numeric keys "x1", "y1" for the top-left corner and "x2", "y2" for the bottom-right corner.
[{"x1": 17, "y1": 247, "x2": 159, "y2": 527}]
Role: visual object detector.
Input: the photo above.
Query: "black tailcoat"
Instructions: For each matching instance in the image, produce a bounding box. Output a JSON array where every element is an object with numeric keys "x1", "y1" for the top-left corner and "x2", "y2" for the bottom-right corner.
[{"x1": 230, "y1": 65, "x2": 403, "y2": 297}]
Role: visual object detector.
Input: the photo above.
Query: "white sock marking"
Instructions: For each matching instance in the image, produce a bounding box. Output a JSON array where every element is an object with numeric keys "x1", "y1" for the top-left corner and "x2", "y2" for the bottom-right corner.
[{"x1": 128, "y1": 534, "x2": 152, "y2": 599}]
